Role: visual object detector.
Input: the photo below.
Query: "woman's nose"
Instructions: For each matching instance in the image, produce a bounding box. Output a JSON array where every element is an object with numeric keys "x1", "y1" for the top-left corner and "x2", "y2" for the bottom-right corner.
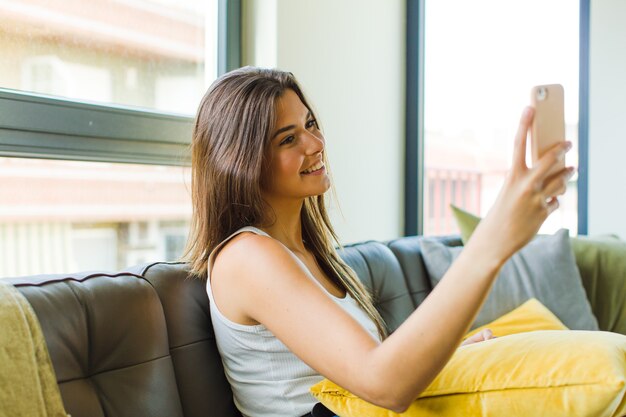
[{"x1": 303, "y1": 130, "x2": 324, "y2": 155}]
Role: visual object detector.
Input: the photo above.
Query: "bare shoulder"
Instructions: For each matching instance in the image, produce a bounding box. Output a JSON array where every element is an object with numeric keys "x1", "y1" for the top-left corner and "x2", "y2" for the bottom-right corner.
[
  {"x1": 212, "y1": 231, "x2": 289, "y2": 275},
  {"x1": 210, "y1": 231, "x2": 302, "y2": 325}
]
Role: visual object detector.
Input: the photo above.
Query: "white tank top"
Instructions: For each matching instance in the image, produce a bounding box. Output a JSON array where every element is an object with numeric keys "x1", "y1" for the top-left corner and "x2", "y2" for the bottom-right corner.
[{"x1": 206, "y1": 226, "x2": 379, "y2": 417}]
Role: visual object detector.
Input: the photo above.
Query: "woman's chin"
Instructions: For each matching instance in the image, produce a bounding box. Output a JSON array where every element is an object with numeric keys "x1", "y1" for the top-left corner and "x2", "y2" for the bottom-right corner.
[
  {"x1": 318, "y1": 180, "x2": 332, "y2": 194},
  {"x1": 305, "y1": 184, "x2": 331, "y2": 198}
]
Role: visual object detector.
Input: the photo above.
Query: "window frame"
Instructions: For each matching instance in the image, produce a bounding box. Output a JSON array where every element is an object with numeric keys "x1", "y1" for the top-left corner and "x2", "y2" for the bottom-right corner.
[
  {"x1": 405, "y1": 0, "x2": 425, "y2": 236},
  {"x1": 578, "y1": 0, "x2": 590, "y2": 235},
  {"x1": 0, "y1": 0, "x2": 241, "y2": 167}
]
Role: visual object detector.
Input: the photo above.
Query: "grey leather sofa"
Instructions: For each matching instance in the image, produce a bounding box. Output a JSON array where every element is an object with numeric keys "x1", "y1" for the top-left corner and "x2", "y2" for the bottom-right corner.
[{"x1": 4, "y1": 235, "x2": 465, "y2": 417}]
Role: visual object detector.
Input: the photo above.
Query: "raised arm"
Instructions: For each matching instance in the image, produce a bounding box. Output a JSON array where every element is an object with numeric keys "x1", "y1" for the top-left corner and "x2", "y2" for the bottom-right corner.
[{"x1": 213, "y1": 107, "x2": 574, "y2": 412}]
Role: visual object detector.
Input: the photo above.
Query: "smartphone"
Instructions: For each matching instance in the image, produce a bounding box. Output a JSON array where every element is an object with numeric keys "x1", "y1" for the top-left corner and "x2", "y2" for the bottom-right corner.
[{"x1": 530, "y1": 84, "x2": 565, "y2": 171}]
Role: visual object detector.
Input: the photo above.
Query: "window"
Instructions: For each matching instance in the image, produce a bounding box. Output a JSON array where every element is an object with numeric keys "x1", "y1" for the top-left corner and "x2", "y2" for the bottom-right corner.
[
  {"x1": 0, "y1": 157, "x2": 191, "y2": 276},
  {"x1": 0, "y1": 0, "x2": 239, "y2": 276},
  {"x1": 0, "y1": 0, "x2": 215, "y2": 115},
  {"x1": 422, "y1": 0, "x2": 579, "y2": 236},
  {"x1": 0, "y1": 0, "x2": 230, "y2": 165}
]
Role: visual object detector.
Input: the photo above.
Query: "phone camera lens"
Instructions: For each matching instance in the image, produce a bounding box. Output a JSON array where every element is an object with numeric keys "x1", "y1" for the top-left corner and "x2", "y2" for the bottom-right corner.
[{"x1": 537, "y1": 87, "x2": 548, "y2": 101}]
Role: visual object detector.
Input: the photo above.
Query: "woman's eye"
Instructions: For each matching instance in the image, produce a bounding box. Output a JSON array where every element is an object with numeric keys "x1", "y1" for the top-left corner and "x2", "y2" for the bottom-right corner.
[{"x1": 280, "y1": 120, "x2": 317, "y2": 145}]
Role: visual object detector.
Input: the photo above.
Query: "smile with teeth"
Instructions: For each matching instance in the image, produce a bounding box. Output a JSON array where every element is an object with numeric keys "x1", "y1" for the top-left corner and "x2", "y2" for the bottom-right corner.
[{"x1": 301, "y1": 161, "x2": 325, "y2": 174}]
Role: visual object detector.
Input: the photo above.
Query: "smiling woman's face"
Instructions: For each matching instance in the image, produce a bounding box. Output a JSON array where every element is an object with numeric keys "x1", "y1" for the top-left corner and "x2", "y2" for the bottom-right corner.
[{"x1": 262, "y1": 89, "x2": 331, "y2": 203}]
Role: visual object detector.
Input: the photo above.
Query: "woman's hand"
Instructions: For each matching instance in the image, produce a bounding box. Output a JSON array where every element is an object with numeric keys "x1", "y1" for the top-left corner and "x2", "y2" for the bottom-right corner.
[
  {"x1": 471, "y1": 106, "x2": 575, "y2": 263},
  {"x1": 460, "y1": 328, "x2": 496, "y2": 347}
]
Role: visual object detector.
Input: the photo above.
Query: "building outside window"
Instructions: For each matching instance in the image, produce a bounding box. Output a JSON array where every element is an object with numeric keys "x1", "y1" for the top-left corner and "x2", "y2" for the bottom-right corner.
[{"x1": 0, "y1": 0, "x2": 220, "y2": 277}]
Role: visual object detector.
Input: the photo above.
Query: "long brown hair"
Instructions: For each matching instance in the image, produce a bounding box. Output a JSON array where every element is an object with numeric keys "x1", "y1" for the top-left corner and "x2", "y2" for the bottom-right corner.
[{"x1": 182, "y1": 66, "x2": 387, "y2": 340}]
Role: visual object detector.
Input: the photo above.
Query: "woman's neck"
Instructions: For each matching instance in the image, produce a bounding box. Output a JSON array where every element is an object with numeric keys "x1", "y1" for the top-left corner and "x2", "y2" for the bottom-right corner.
[{"x1": 259, "y1": 198, "x2": 307, "y2": 253}]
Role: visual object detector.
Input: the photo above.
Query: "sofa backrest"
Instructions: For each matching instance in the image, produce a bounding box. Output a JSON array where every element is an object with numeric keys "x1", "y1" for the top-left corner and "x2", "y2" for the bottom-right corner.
[
  {"x1": 138, "y1": 262, "x2": 239, "y2": 417},
  {"x1": 8, "y1": 271, "x2": 187, "y2": 417},
  {"x1": 6, "y1": 235, "x2": 462, "y2": 417},
  {"x1": 345, "y1": 235, "x2": 462, "y2": 332}
]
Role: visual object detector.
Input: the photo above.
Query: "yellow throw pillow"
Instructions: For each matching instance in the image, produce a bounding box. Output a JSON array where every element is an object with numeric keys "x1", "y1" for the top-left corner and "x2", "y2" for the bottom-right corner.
[
  {"x1": 311, "y1": 302, "x2": 626, "y2": 417},
  {"x1": 463, "y1": 298, "x2": 567, "y2": 341}
]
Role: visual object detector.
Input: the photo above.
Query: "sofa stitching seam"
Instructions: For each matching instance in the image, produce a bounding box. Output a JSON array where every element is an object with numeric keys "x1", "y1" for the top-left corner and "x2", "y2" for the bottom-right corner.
[
  {"x1": 170, "y1": 338, "x2": 211, "y2": 351},
  {"x1": 57, "y1": 352, "x2": 172, "y2": 385}
]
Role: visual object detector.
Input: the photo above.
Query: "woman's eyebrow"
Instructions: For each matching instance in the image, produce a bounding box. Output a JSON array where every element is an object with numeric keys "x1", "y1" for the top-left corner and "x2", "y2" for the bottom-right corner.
[{"x1": 272, "y1": 111, "x2": 312, "y2": 139}]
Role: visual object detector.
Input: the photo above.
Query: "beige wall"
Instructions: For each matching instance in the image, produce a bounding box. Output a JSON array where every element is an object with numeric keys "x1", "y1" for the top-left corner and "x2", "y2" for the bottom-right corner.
[
  {"x1": 589, "y1": 0, "x2": 626, "y2": 239},
  {"x1": 242, "y1": 0, "x2": 406, "y2": 244}
]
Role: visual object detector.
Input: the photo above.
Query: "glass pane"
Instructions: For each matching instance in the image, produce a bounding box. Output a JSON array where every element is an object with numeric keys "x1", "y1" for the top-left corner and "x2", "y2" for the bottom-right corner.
[
  {"x1": 0, "y1": 157, "x2": 191, "y2": 277},
  {"x1": 0, "y1": 0, "x2": 217, "y2": 115},
  {"x1": 423, "y1": 0, "x2": 579, "y2": 236}
]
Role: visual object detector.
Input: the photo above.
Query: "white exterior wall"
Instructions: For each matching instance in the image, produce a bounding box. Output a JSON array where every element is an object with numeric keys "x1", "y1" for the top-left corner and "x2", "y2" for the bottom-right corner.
[
  {"x1": 242, "y1": 0, "x2": 405, "y2": 244},
  {"x1": 589, "y1": 0, "x2": 626, "y2": 239}
]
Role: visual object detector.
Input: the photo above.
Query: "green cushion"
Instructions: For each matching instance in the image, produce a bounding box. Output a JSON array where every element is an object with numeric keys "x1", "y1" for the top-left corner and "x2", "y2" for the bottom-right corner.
[
  {"x1": 571, "y1": 236, "x2": 626, "y2": 334},
  {"x1": 450, "y1": 204, "x2": 626, "y2": 334},
  {"x1": 450, "y1": 204, "x2": 480, "y2": 244}
]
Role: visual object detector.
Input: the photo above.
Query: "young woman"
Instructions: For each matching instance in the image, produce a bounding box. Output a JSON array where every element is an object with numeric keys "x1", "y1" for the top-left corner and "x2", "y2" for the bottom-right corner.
[{"x1": 182, "y1": 66, "x2": 573, "y2": 417}]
